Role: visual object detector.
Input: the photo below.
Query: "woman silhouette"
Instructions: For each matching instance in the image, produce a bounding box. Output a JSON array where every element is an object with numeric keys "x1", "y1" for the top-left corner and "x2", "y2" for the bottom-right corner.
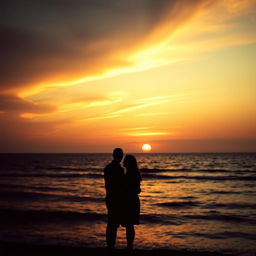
[{"x1": 122, "y1": 155, "x2": 142, "y2": 250}]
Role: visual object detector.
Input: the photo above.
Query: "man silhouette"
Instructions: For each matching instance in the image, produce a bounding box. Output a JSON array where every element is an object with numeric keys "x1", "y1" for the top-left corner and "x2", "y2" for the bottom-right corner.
[{"x1": 104, "y1": 148, "x2": 125, "y2": 250}]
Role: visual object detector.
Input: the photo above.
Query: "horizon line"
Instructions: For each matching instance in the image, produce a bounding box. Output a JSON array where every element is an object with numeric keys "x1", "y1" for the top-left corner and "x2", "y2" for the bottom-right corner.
[{"x1": 0, "y1": 152, "x2": 255, "y2": 154}]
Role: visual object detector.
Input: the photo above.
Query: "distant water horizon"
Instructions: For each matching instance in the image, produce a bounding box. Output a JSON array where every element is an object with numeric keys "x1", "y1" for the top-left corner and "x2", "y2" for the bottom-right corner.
[
  {"x1": 1, "y1": 153, "x2": 256, "y2": 256},
  {"x1": 1, "y1": 152, "x2": 255, "y2": 154}
]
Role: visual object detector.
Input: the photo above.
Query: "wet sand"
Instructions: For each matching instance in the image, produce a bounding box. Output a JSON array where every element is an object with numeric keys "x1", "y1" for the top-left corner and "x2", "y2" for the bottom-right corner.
[{"x1": 0, "y1": 241, "x2": 225, "y2": 256}]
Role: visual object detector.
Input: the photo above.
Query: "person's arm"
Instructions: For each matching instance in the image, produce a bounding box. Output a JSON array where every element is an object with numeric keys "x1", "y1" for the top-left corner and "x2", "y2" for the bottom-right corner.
[
  {"x1": 129, "y1": 174, "x2": 141, "y2": 195},
  {"x1": 104, "y1": 166, "x2": 112, "y2": 195},
  {"x1": 136, "y1": 179, "x2": 141, "y2": 194}
]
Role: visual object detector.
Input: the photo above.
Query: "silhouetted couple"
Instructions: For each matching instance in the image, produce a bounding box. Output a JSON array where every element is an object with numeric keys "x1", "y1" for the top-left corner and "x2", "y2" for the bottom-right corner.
[{"x1": 104, "y1": 148, "x2": 142, "y2": 251}]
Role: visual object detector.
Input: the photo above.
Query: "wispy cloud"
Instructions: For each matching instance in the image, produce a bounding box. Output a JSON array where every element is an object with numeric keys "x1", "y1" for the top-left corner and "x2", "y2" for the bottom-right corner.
[
  {"x1": 1, "y1": 0, "x2": 255, "y2": 100},
  {"x1": 123, "y1": 131, "x2": 170, "y2": 137},
  {"x1": 0, "y1": 93, "x2": 56, "y2": 116},
  {"x1": 57, "y1": 92, "x2": 126, "y2": 113},
  {"x1": 120, "y1": 126, "x2": 172, "y2": 137},
  {"x1": 1, "y1": 0, "x2": 211, "y2": 97},
  {"x1": 161, "y1": 0, "x2": 256, "y2": 58},
  {"x1": 119, "y1": 126, "x2": 174, "y2": 137},
  {"x1": 120, "y1": 127, "x2": 155, "y2": 131},
  {"x1": 136, "y1": 112, "x2": 168, "y2": 117},
  {"x1": 78, "y1": 114, "x2": 121, "y2": 122},
  {"x1": 111, "y1": 95, "x2": 174, "y2": 115},
  {"x1": 16, "y1": 92, "x2": 126, "y2": 121},
  {"x1": 72, "y1": 94, "x2": 182, "y2": 124}
]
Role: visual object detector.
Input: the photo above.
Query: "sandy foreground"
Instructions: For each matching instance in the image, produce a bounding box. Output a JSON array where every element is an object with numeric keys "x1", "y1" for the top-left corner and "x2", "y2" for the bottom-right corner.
[{"x1": 0, "y1": 241, "x2": 225, "y2": 256}]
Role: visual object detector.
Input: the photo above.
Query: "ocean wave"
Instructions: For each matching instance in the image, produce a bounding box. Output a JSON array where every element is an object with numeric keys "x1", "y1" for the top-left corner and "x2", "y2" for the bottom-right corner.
[
  {"x1": 0, "y1": 183, "x2": 77, "y2": 193},
  {"x1": 0, "y1": 208, "x2": 186, "y2": 226},
  {"x1": 177, "y1": 196, "x2": 198, "y2": 200},
  {"x1": 140, "y1": 214, "x2": 182, "y2": 225},
  {"x1": 0, "y1": 209, "x2": 106, "y2": 223},
  {"x1": 142, "y1": 173, "x2": 256, "y2": 181},
  {"x1": 0, "y1": 172, "x2": 103, "y2": 178},
  {"x1": 46, "y1": 167, "x2": 101, "y2": 172},
  {"x1": 0, "y1": 209, "x2": 181, "y2": 226},
  {"x1": 172, "y1": 231, "x2": 256, "y2": 241},
  {"x1": 156, "y1": 201, "x2": 200, "y2": 208},
  {"x1": 0, "y1": 191, "x2": 55, "y2": 200},
  {"x1": 154, "y1": 200, "x2": 256, "y2": 210},
  {"x1": 141, "y1": 168, "x2": 255, "y2": 173},
  {"x1": 1, "y1": 167, "x2": 255, "y2": 181},
  {"x1": 2, "y1": 171, "x2": 254, "y2": 182},
  {"x1": 203, "y1": 190, "x2": 242, "y2": 195},
  {"x1": 141, "y1": 168, "x2": 187, "y2": 173},
  {"x1": 0, "y1": 190, "x2": 104, "y2": 203},
  {"x1": 0, "y1": 208, "x2": 255, "y2": 227},
  {"x1": 183, "y1": 213, "x2": 256, "y2": 224},
  {"x1": 211, "y1": 231, "x2": 256, "y2": 241},
  {"x1": 139, "y1": 212, "x2": 256, "y2": 225},
  {"x1": 205, "y1": 202, "x2": 256, "y2": 210}
]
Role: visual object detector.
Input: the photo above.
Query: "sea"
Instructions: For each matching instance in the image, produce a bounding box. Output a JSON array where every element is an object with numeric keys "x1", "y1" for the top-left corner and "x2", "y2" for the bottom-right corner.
[{"x1": 0, "y1": 153, "x2": 256, "y2": 255}]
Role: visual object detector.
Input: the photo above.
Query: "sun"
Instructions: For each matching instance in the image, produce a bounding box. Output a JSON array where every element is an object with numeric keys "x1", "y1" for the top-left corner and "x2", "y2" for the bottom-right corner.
[{"x1": 142, "y1": 144, "x2": 152, "y2": 152}]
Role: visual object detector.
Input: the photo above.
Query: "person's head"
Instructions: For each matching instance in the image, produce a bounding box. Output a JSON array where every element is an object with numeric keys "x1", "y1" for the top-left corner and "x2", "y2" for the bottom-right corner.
[
  {"x1": 112, "y1": 148, "x2": 123, "y2": 163},
  {"x1": 123, "y1": 155, "x2": 141, "y2": 180},
  {"x1": 123, "y1": 155, "x2": 138, "y2": 170}
]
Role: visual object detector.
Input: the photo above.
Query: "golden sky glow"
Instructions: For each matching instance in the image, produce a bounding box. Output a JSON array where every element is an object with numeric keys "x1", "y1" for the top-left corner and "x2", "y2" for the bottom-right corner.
[{"x1": 1, "y1": 0, "x2": 256, "y2": 152}]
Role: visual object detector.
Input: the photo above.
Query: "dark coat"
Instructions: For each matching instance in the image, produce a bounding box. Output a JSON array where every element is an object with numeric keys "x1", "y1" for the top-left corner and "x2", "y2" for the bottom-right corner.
[{"x1": 104, "y1": 160, "x2": 125, "y2": 225}]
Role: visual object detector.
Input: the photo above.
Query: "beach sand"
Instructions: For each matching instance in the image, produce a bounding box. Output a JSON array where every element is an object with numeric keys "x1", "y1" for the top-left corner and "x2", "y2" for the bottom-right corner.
[{"x1": 0, "y1": 241, "x2": 225, "y2": 256}]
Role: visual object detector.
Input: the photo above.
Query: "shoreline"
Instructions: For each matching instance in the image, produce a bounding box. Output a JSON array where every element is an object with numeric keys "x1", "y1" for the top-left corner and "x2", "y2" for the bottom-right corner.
[{"x1": 0, "y1": 241, "x2": 226, "y2": 256}]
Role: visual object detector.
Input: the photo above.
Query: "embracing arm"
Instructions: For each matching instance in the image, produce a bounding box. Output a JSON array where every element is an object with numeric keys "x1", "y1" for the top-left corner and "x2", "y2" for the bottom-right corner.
[{"x1": 104, "y1": 166, "x2": 111, "y2": 194}]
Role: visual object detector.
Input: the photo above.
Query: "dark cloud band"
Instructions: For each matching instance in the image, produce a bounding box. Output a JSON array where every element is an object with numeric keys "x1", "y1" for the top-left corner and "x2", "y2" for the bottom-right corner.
[{"x1": 0, "y1": 0, "x2": 208, "y2": 92}]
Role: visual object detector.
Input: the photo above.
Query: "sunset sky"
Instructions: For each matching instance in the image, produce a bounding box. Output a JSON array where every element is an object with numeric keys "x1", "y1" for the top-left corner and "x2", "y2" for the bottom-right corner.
[{"x1": 1, "y1": 0, "x2": 256, "y2": 153}]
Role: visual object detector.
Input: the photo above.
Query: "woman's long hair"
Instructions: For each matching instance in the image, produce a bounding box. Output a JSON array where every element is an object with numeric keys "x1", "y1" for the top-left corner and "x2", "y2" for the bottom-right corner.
[{"x1": 123, "y1": 155, "x2": 142, "y2": 181}]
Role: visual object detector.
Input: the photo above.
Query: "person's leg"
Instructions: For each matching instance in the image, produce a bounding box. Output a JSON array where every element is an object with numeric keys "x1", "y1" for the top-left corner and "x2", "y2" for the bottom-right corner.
[
  {"x1": 106, "y1": 223, "x2": 118, "y2": 249},
  {"x1": 126, "y1": 224, "x2": 135, "y2": 250}
]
